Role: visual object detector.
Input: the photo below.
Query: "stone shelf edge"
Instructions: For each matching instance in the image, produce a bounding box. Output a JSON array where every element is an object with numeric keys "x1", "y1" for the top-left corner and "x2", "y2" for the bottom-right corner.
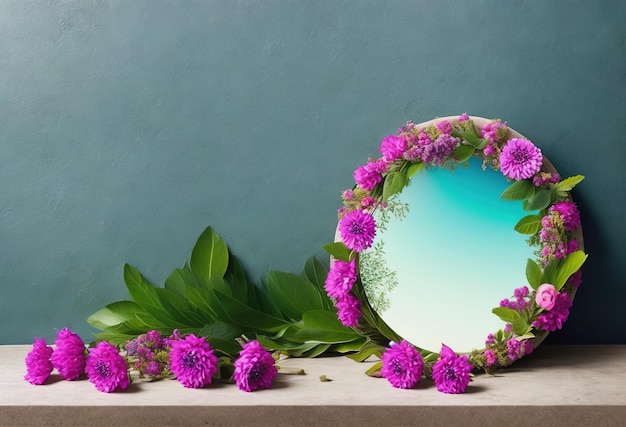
[{"x1": 1, "y1": 345, "x2": 625, "y2": 426}]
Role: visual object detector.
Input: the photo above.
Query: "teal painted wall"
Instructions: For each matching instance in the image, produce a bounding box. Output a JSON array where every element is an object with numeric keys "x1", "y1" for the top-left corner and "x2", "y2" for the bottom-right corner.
[{"x1": 1, "y1": 1, "x2": 624, "y2": 344}]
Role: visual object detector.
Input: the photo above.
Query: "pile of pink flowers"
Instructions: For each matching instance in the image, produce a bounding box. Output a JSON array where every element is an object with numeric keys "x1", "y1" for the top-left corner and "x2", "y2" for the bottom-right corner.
[{"x1": 24, "y1": 327, "x2": 277, "y2": 393}]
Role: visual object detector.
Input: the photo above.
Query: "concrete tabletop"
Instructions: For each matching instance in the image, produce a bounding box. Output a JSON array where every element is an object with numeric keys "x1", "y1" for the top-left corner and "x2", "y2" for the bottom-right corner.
[{"x1": 1, "y1": 344, "x2": 625, "y2": 426}]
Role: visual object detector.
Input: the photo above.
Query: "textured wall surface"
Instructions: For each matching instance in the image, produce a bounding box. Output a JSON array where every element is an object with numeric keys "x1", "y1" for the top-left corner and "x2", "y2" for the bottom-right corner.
[{"x1": 1, "y1": 1, "x2": 624, "y2": 345}]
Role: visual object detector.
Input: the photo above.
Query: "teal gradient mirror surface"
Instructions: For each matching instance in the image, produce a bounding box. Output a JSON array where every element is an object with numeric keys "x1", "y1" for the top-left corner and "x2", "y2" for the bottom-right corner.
[{"x1": 362, "y1": 157, "x2": 537, "y2": 353}]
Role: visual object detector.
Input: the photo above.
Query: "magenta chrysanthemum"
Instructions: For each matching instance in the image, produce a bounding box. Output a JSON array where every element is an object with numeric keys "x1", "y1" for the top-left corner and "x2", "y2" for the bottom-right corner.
[
  {"x1": 324, "y1": 259, "x2": 357, "y2": 299},
  {"x1": 499, "y1": 138, "x2": 543, "y2": 180},
  {"x1": 233, "y1": 340, "x2": 278, "y2": 392},
  {"x1": 431, "y1": 344, "x2": 472, "y2": 394},
  {"x1": 50, "y1": 328, "x2": 86, "y2": 381},
  {"x1": 532, "y1": 292, "x2": 573, "y2": 332},
  {"x1": 334, "y1": 293, "x2": 361, "y2": 327},
  {"x1": 380, "y1": 134, "x2": 407, "y2": 161},
  {"x1": 24, "y1": 338, "x2": 54, "y2": 385},
  {"x1": 353, "y1": 159, "x2": 387, "y2": 191},
  {"x1": 86, "y1": 341, "x2": 129, "y2": 393},
  {"x1": 338, "y1": 209, "x2": 376, "y2": 252},
  {"x1": 549, "y1": 201, "x2": 581, "y2": 231},
  {"x1": 169, "y1": 334, "x2": 218, "y2": 388},
  {"x1": 381, "y1": 340, "x2": 424, "y2": 389}
]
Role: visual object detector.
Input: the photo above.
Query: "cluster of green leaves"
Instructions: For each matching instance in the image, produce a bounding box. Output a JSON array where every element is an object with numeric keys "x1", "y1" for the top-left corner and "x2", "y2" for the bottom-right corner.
[
  {"x1": 87, "y1": 226, "x2": 371, "y2": 360},
  {"x1": 491, "y1": 250, "x2": 587, "y2": 338},
  {"x1": 503, "y1": 175, "x2": 585, "y2": 235}
]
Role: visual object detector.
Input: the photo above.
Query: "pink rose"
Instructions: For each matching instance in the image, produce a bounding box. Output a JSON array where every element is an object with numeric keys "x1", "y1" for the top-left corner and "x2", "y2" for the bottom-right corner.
[{"x1": 535, "y1": 283, "x2": 557, "y2": 310}]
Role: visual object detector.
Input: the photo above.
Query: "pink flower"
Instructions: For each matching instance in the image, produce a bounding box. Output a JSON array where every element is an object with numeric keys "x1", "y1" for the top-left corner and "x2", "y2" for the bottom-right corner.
[
  {"x1": 436, "y1": 120, "x2": 453, "y2": 134},
  {"x1": 485, "y1": 333, "x2": 495, "y2": 346},
  {"x1": 125, "y1": 330, "x2": 169, "y2": 378},
  {"x1": 431, "y1": 344, "x2": 472, "y2": 394},
  {"x1": 24, "y1": 338, "x2": 54, "y2": 385},
  {"x1": 338, "y1": 209, "x2": 376, "y2": 252},
  {"x1": 535, "y1": 283, "x2": 557, "y2": 310},
  {"x1": 484, "y1": 349, "x2": 497, "y2": 367},
  {"x1": 532, "y1": 292, "x2": 573, "y2": 332},
  {"x1": 380, "y1": 134, "x2": 407, "y2": 161},
  {"x1": 353, "y1": 159, "x2": 387, "y2": 191},
  {"x1": 533, "y1": 171, "x2": 561, "y2": 187},
  {"x1": 50, "y1": 328, "x2": 86, "y2": 381},
  {"x1": 86, "y1": 341, "x2": 129, "y2": 393},
  {"x1": 381, "y1": 340, "x2": 424, "y2": 389},
  {"x1": 408, "y1": 133, "x2": 459, "y2": 165},
  {"x1": 480, "y1": 120, "x2": 507, "y2": 144},
  {"x1": 568, "y1": 270, "x2": 583, "y2": 288},
  {"x1": 324, "y1": 259, "x2": 357, "y2": 299},
  {"x1": 342, "y1": 189, "x2": 354, "y2": 200},
  {"x1": 334, "y1": 293, "x2": 361, "y2": 327},
  {"x1": 233, "y1": 340, "x2": 278, "y2": 392},
  {"x1": 549, "y1": 201, "x2": 581, "y2": 231},
  {"x1": 523, "y1": 340, "x2": 533, "y2": 356},
  {"x1": 507, "y1": 338, "x2": 521, "y2": 361},
  {"x1": 169, "y1": 334, "x2": 218, "y2": 388},
  {"x1": 555, "y1": 239, "x2": 579, "y2": 259},
  {"x1": 499, "y1": 138, "x2": 543, "y2": 180},
  {"x1": 360, "y1": 196, "x2": 375, "y2": 209}
]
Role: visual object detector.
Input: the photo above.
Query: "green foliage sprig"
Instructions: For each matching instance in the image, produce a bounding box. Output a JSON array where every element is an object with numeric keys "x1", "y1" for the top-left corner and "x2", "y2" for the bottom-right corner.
[{"x1": 87, "y1": 226, "x2": 383, "y2": 361}]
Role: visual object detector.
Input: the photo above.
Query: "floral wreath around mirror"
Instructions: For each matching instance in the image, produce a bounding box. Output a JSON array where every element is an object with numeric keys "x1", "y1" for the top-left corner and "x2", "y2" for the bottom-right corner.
[{"x1": 323, "y1": 113, "x2": 587, "y2": 393}]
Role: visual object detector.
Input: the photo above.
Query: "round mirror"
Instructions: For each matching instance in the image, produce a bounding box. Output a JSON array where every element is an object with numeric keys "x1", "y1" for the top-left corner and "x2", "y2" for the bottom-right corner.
[{"x1": 361, "y1": 156, "x2": 537, "y2": 353}]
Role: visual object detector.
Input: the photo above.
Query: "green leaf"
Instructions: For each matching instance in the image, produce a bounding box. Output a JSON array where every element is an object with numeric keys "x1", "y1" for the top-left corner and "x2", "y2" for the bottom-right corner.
[
  {"x1": 303, "y1": 310, "x2": 358, "y2": 332},
  {"x1": 299, "y1": 343, "x2": 332, "y2": 358},
  {"x1": 164, "y1": 268, "x2": 190, "y2": 296},
  {"x1": 267, "y1": 271, "x2": 330, "y2": 318},
  {"x1": 190, "y1": 226, "x2": 229, "y2": 280},
  {"x1": 330, "y1": 338, "x2": 368, "y2": 354},
  {"x1": 452, "y1": 124, "x2": 487, "y2": 149},
  {"x1": 365, "y1": 361, "x2": 383, "y2": 377},
  {"x1": 525, "y1": 187, "x2": 551, "y2": 211},
  {"x1": 514, "y1": 215, "x2": 542, "y2": 234},
  {"x1": 94, "y1": 318, "x2": 172, "y2": 345},
  {"x1": 451, "y1": 145, "x2": 476, "y2": 163},
  {"x1": 492, "y1": 307, "x2": 521, "y2": 323},
  {"x1": 541, "y1": 258, "x2": 559, "y2": 285},
  {"x1": 382, "y1": 171, "x2": 407, "y2": 201},
  {"x1": 405, "y1": 162, "x2": 424, "y2": 179},
  {"x1": 501, "y1": 180, "x2": 535, "y2": 201},
  {"x1": 197, "y1": 322, "x2": 242, "y2": 353},
  {"x1": 554, "y1": 175, "x2": 585, "y2": 192},
  {"x1": 346, "y1": 341, "x2": 384, "y2": 362},
  {"x1": 211, "y1": 289, "x2": 290, "y2": 333},
  {"x1": 526, "y1": 258, "x2": 543, "y2": 290},
  {"x1": 304, "y1": 256, "x2": 329, "y2": 290},
  {"x1": 124, "y1": 264, "x2": 161, "y2": 307},
  {"x1": 322, "y1": 242, "x2": 351, "y2": 262},
  {"x1": 184, "y1": 285, "x2": 222, "y2": 321},
  {"x1": 511, "y1": 317, "x2": 531, "y2": 336},
  {"x1": 152, "y1": 287, "x2": 199, "y2": 327},
  {"x1": 224, "y1": 252, "x2": 248, "y2": 283},
  {"x1": 553, "y1": 250, "x2": 588, "y2": 291},
  {"x1": 86, "y1": 301, "x2": 141, "y2": 331}
]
